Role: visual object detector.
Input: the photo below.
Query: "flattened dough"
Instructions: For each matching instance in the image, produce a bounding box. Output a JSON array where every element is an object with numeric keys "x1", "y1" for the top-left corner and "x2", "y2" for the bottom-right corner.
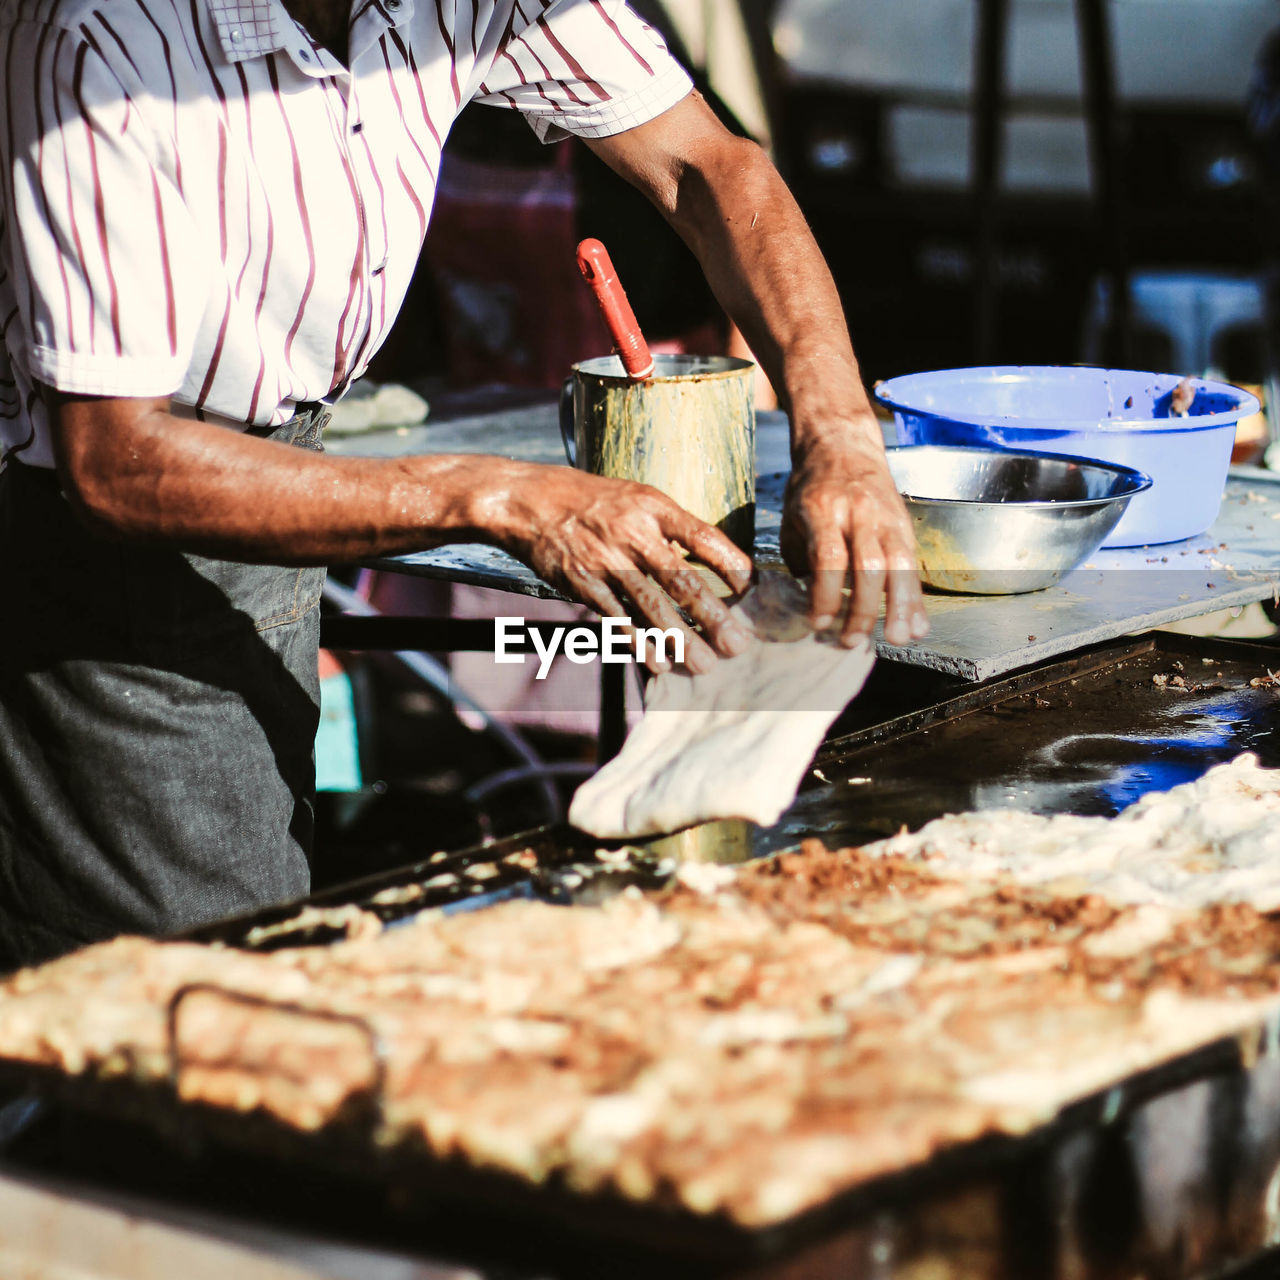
[
  {"x1": 868, "y1": 753, "x2": 1280, "y2": 909},
  {"x1": 568, "y1": 575, "x2": 875, "y2": 837}
]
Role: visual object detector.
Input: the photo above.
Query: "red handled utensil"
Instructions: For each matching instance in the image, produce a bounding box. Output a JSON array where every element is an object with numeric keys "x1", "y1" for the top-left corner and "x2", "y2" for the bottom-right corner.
[{"x1": 576, "y1": 238, "x2": 654, "y2": 380}]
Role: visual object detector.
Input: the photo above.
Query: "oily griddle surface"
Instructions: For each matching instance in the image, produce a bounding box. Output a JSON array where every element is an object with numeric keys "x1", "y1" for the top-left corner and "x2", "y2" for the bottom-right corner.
[{"x1": 767, "y1": 635, "x2": 1280, "y2": 857}]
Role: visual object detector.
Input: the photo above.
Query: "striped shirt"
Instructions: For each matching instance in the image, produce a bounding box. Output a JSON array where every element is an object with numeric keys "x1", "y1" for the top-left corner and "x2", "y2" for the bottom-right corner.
[{"x1": 0, "y1": 0, "x2": 691, "y2": 467}]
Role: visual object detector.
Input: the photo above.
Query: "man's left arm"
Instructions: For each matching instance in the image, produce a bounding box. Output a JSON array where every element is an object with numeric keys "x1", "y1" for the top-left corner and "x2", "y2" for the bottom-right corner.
[{"x1": 584, "y1": 92, "x2": 929, "y2": 648}]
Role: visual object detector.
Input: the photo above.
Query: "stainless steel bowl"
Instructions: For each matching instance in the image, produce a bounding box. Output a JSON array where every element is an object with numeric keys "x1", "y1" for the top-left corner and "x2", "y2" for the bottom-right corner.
[{"x1": 886, "y1": 445, "x2": 1152, "y2": 595}]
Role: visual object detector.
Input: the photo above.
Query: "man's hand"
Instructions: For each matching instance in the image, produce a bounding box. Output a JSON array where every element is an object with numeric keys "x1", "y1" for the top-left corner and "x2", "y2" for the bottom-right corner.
[
  {"x1": 585, "y1": 93, "x2": 928, "y2": 651},
  {"x1": 47, "y1": 392, "x2": 754, "y2": 674},
  {"x1": 781, "y1": 432, "x2": 928, "y2": 649},
  {"x1": 492, "y1": 464, "x2": 754, "y2": 673}
]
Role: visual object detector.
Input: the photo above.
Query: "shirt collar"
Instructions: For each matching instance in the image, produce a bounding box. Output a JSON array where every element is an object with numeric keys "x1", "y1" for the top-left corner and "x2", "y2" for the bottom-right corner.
[
  {"x1": 207, "y1": 0, "x2": 290, "y2": 63},
  {"x1": 207, "y1": 0, "x2": 415, "y2": 68},
  {"x1": 351, "y1": 0, "x2": 415, "y2": 62}
]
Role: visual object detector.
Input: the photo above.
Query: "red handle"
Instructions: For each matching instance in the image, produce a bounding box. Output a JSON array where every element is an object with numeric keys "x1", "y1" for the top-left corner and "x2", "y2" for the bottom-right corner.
[{"x1": 576, "y1": 238, "x2": 654, "y2": 380}]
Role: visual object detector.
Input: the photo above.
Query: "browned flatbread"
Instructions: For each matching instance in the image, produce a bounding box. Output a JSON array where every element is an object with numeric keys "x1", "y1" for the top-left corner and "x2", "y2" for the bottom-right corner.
[{"x1": 3, "y1": 758, "x2": 1280, "y2": 1227}]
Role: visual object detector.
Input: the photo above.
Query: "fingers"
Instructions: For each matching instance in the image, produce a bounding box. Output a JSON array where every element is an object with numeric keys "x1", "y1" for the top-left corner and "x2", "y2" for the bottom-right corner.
[
  {"x1": 668, "y1": 513, "x2": 753, "y2": 597},
  {"x1": 842, "y1": 552, "x2": 885, "y2": 646},
  {"x1": 563, "y1": 570, "x2": 646, "y2": 654},
  {"x1": 788, "y1": 474, "x2": 930, "y2": 648},
  {"x1": 650, "y1": 562, "x2": 753, "y2": 663},
  {"x1": 641, "y1": 500, "x2": 756, "y2": 665},
  {"x1": 564, "y1": 567, "x2": 690, "y2": 675},
  {"x1": 804, "y1": 528, "x2": 850, "y2": 633},
  {"x1": 570, "y1": 575, "x2": 629, "y2": 633},
  {"x1": 875, "y1": 505, "x2": 929, "y2": 644},
  {"x1": 530, "y1": 477, "x2": 757, "y2": 674},
  {"x1": 885, "y1": 561, "x2": 929, "y2": 645},
  {"x1": 615, "y1": 569, "x2": 720, "y2": 674}
]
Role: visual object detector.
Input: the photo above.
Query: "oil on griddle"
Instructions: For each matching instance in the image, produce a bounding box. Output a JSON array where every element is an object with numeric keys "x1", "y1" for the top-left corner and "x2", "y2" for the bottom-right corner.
[{"x1": 774, "y1": 636, "x2": 1280, "y2": 857}]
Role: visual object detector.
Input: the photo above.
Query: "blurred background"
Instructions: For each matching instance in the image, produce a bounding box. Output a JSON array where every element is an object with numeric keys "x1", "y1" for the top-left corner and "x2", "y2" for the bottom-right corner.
[
  {"x1": 371, "y1": 0, "x2": 1280, "y2": 410},
  {"x1": 772, "y1": 0, "x2": 1279, "y2": 388}
]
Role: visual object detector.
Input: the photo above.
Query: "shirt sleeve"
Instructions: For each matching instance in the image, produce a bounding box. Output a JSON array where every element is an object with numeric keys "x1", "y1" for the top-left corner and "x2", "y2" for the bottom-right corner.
[
  {"x1": 0, "y1": 17, "x2": 205, "y2": 396},
  {"x1": 474, "y1": 0, "x2": 694, "y2": 142}
]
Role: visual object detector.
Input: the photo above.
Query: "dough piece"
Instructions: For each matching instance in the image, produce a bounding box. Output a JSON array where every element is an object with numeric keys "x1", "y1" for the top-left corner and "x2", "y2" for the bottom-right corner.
[
  {"x1": 568, "y1": 575, "x2": 875, "y2": 837},
  {"x1": 868, "y1": 754, "x2": 1280, "y2": 909},
  {"x1": 327, "y1": 381, "x2": 429, "y2": 433}
]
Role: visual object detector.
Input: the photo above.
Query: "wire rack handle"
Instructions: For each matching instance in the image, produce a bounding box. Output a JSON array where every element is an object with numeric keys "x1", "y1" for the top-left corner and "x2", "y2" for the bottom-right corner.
[{"x1": 166, "y1": 981, "x2": 389, "y2": 1120}]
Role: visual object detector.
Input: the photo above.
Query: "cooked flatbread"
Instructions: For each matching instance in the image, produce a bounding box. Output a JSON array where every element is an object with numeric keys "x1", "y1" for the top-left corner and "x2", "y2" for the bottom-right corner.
[{"x1": 7, "y1": 759, "x2": 1280, "y2": 1229}]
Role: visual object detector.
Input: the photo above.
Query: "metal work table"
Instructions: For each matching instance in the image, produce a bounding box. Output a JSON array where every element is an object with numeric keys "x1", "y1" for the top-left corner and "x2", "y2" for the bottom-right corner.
[{"x1": 328, "y1": 402, "x2": 1280, "y2": 682}]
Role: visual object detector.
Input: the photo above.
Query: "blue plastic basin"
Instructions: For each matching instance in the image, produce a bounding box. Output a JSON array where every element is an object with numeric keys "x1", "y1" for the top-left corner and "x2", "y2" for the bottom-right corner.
[{"x1": 875, "y1": 366, "x2": 1260, "y2": 546}]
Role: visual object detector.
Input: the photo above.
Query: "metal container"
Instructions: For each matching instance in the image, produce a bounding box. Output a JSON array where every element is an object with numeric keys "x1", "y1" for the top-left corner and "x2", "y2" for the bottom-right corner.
[
  {"x1": 560, "y1": 354, "x2": 755, "y2": 552},
  {"x1": 887, "y1": 444, "x2": 1151, "y2": 594},
  {"x1": 875, "y1": 366, "x2": 1259, "y2": 547},
  {"x1": 646, "y1": 818, "x2": 756, "y2": 866}
]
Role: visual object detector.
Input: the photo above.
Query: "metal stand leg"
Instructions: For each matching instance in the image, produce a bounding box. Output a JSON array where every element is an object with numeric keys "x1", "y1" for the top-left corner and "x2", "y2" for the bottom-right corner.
[
  {"x1": 973, "y1": 0, "x2": 1010, "y2": 363},
  {"x1": 971, "y1": 0, "x2": 1130, "y2": 365},
  {"x1": 597, "y1": 661, "x2": 628, "y2": 765},
  {"x1": 1077, "y1": 0, "x2": 1131, "y2": 365}
]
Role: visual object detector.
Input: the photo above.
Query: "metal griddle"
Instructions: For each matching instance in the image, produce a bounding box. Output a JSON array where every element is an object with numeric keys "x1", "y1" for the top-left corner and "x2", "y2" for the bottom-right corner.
[
  {"x1": 4, "y1": 632, "x2": 1280, "y2": 1280},
  {"x1": 778, "y1": 630, "x2": 1280, "y2": 855}
]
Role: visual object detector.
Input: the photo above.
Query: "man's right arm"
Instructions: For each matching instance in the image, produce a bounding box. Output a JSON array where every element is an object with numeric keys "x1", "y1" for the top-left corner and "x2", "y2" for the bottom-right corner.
[{"x1": 48, "y1": 391, "x2": 754, "y2": 672}]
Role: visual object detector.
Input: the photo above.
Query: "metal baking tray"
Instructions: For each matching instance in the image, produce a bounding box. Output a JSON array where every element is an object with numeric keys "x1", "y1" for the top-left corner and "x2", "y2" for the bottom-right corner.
[
  {"x1": 3, "y1": 632, "x2": 1280, "y2": 1278},
  {"x1": 9, "y1": 1024, "x2": 1280, "y2": 1280}
]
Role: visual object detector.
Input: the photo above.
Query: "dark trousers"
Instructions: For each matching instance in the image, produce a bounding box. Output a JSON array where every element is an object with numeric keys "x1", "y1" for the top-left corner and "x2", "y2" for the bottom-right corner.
[{"x1": 0, "y1": 412, "x2": 327, "y2": 971}]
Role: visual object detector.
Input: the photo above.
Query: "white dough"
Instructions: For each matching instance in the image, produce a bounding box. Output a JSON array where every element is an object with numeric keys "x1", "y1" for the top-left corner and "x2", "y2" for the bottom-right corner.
[
  {"x1": 869, "y1": 753, "x2": 1280, "y2": 909},
  {"x1": 568, "y1": 575, "x2": 875, "y2": 838},
  {"x1": 327, "y1": 381, "x2": 429, "y2": 433}
]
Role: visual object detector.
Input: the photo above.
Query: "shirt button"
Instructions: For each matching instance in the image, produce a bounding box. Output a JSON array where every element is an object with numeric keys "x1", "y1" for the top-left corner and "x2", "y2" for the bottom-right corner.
[
  {"x1": 229, "y1": 27, "x2": 242, "y2": 43},
  {"x1": 385, "y1": 0, "x2": 401, "y2": 10},
  {"x1": 299, "y1": 47, "x2": 311, "y2": 61}
]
